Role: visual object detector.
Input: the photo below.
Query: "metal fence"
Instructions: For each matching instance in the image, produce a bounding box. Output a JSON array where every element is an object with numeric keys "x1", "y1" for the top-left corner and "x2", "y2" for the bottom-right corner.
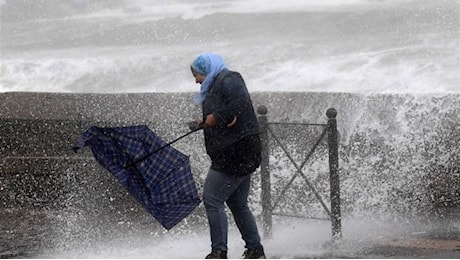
[{"x1": 257, "y1": 106, "x2": 341, "y2": 242}]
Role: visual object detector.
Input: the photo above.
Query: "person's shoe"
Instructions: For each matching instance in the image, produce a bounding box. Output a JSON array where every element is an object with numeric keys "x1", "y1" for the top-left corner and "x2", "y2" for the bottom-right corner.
[
  {"x1": 243, "y1": 245, "x2": 266, "y2": 259},
  {"x1": 205, "y1": 250, "x2": 227, "y2": 259}
]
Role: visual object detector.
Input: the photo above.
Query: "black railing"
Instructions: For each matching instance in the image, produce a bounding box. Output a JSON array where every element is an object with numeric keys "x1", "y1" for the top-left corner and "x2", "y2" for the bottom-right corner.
[{"x1": 257, "y1": 106, "x2": 342, "y2": 242}]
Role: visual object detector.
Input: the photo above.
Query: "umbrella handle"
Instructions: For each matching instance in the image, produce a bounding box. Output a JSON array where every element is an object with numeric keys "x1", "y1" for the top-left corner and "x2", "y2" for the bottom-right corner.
[{"x1": 124, "y1": 128, "x2": 201, "y2": 168}]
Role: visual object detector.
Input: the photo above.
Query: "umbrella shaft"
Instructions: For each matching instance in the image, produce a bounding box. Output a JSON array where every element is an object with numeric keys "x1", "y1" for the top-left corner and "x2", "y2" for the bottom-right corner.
[{"x1": 124, "y1": 129, "x2": 199, "y2": 168}]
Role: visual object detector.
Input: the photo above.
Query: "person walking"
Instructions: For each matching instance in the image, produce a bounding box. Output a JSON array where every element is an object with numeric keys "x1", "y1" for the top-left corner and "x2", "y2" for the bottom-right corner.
[{"x1": 189, "y1": 53, "x2": 266, "y2": 259}]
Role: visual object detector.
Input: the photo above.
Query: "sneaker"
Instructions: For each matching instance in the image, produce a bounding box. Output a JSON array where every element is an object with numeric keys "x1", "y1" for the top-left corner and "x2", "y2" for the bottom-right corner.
[
  {"x1": 205, "y1": 250, "x2": 227, "y2": 259},
  {"x1": 243, "y1": 245, "x2": 266, "y2": 259}
]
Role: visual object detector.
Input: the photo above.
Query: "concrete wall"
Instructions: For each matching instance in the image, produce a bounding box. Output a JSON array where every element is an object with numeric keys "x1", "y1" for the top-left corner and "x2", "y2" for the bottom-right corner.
[{"x1": 1, "y1": 92, "x2": 459, "y2": 215}]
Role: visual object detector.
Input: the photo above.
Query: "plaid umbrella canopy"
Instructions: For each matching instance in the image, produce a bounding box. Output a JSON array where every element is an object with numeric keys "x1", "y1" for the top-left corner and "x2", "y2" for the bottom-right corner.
[{"x1": 73, "y1": 125, "x2": 201, "y2": 230}]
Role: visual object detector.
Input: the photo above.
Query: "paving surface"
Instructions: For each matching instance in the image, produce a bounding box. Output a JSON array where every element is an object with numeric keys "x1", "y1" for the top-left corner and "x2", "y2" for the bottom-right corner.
[{"x1": 355, "y1": 217, "x2": 460, "y2": 259}]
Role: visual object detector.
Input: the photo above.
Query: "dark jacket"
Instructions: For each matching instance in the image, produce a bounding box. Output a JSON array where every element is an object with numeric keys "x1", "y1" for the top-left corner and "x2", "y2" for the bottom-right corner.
[{"x1": 202, "y1": 69, "x2": 261, "y2": 176}]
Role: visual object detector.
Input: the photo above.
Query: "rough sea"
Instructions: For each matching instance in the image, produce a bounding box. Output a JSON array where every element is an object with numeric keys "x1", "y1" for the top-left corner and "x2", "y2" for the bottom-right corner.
[{"x1": 1, "y1": 0, "x2": 459, "y2": 94}]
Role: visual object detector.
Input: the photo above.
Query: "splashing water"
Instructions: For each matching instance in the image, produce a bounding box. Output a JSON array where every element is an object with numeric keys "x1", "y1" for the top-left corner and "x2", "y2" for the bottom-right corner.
[{"x1": 0, "y1": 0, "x2": 459, "y2": 258}]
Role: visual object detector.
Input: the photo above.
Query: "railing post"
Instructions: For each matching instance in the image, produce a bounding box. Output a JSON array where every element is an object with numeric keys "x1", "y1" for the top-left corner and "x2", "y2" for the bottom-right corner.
[
  {"x1": 258, "y1": 105, "x2": 272, "y2": 238},
  {"x1": 326, "y1": 108, "x2": 342, "y2": 243}
]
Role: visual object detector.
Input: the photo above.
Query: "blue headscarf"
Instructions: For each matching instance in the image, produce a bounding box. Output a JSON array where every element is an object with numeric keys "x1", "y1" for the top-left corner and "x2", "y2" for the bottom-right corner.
[{"x1": 191, "y1": 53, "x2": 227, "y2": 104}]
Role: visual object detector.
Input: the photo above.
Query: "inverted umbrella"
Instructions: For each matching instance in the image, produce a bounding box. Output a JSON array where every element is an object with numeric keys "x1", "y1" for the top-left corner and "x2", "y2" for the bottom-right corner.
[{"x1": 73, "y1": 125, "x2": 201, "y2": 230}]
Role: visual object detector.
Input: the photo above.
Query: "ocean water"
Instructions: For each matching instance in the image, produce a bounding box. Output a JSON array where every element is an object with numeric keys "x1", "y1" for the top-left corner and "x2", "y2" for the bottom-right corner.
[{"x1": 1, "y1": 0, "x2": 459, "y2": 93}]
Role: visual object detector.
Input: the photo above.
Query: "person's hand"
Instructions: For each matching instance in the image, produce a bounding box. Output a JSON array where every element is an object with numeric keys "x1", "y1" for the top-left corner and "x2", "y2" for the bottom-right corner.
[
  {"x1": 204, "y1": 114, "x2": 217, "y2": 127},
  {"x1": 204, "y1": 114, "x2": 238, "y2": 128},
  {"x1": 188, "y1": 120, "x2": 205, "y2": 131}
]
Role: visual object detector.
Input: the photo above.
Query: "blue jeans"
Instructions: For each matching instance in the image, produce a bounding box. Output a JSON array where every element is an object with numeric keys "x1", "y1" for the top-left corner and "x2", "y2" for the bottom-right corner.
[{"x1": 203, "y1": 168, "x2": 262, "y2": 252}]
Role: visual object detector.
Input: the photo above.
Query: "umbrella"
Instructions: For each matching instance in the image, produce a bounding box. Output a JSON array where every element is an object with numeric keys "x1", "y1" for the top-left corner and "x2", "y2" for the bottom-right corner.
[{"x1": 73, "y1": 125, "x2": 201, "y2": 230}]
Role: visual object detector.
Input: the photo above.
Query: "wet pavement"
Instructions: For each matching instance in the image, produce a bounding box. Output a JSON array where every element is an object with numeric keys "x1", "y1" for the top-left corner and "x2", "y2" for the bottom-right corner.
[
  {"x1": 1, "y1": 207, "x2": 459, "y2": 259},
  {"x1": 367, "y1": 238, "x2": 460, "y2": 258},
  {"x1": 353, "y1": 235, "x2": 460, "y2": 259},
  {"x1": 340, "y1": 210, "x2": 460, "y2": 259}
]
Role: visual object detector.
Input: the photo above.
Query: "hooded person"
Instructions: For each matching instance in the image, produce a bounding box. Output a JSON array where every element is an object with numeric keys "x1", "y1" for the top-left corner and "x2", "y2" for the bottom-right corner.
[{"x1": 189, "y1": 53, "x2": 266, "y2": 259}]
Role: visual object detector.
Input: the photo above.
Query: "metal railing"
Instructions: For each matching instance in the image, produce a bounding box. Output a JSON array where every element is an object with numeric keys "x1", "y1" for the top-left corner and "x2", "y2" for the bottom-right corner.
[{"x1": 257, "y1": 106, "x2": 342, "y2": 242}]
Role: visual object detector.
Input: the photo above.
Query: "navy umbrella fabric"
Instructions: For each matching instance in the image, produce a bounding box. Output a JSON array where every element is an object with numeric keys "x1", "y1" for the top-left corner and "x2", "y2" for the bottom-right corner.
[{"x1": 73, "y1": 125, "x2": 201, "y2": 230}]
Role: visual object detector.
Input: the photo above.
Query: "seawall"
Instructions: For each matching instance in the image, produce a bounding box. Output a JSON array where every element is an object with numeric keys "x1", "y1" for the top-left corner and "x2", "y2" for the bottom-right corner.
[
  {"x1": 1, "y1": 91, "x2": 458, "y2": 212},
  {"x1": 1, "y1": 91, "x2": 459, "y2": 256}
]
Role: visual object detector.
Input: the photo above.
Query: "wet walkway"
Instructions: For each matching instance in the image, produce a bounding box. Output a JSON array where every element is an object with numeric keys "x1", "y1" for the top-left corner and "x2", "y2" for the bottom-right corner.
[
  {"x1": 1, "y1": 209, "x2": 459, "y2": 259},
  {"x1": 362, "y1": 232, "x2": 460, "y2": 258},
  {"x1": 340, "y1": 210, "x2": 460, "y2": 259}
]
